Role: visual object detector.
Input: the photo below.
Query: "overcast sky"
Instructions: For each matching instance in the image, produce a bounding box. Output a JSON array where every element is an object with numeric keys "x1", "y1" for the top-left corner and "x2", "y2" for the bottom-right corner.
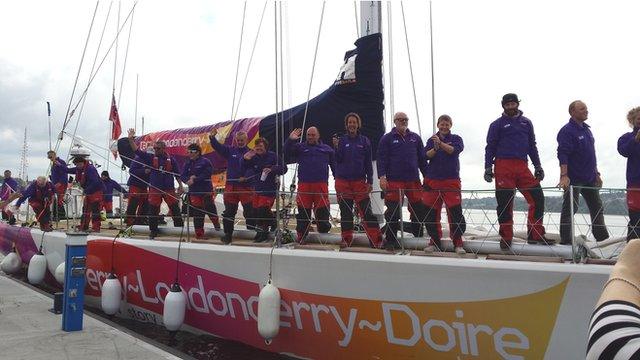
[{"x1": 1, "y1": 0, "x2": 639, "y2": 192}]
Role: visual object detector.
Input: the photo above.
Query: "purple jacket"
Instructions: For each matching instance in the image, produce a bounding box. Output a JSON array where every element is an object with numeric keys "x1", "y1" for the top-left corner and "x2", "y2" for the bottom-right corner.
[
  {"x1": 285, "y1": 139, "x2": 335, "y2": 183},
  {"x1": 335, "y1": 133, "x2": 374, "y2": 184},
  {"x1": 135, "y1": 149, "x2": 181, "y2": 190},
  {"x1": 618, "y1": 128, "x2": 640, "y2": 186},
  {"x1": 180, "y1": 156, "x2": 213, "y2": 194},
  {"x1": 210, "y1": 136, "x2": 250, "y2": 184},
  {"x1": 66, "y1": 164, "x2": 102, "y2": 195},
  {"x1": 557, "y1": 119, "x2": 598, "y2": 184},
  {"x1": 244, "y1": 151, "x2": 287, "y2": 194},
  {"x1": 425, "y1": 132, "x2": 464, "y2": 180},
  {"x1": 16, "y1": 181, "x2": 54, "y2": 207},
  {"x1": 376, "y1": 128, "x2": 427, "y2": 182},
  {"x1": 50, "y1": 157, "x2": 68, "y2": 185},
  {"x1": 0, "y1": 177, "x2": 19, "y2": 201},
  {"x1": 127, "y1": 154, "x2": 150, "y2": 189},
  {"x1": 102, "y1": 178, "x2": 127, "y2": 202},
  {"x1": 484, "y1": 111, "x2": 541, "y2": 169}
]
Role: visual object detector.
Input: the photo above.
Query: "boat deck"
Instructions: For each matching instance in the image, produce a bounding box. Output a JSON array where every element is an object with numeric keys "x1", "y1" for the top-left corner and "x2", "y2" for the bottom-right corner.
[
  {"x1": 41, "y1": 218, "x2": 616, "y2": 265},
  {"x1": 0, "y1": 271, "x2": 183, "y2": 360}
]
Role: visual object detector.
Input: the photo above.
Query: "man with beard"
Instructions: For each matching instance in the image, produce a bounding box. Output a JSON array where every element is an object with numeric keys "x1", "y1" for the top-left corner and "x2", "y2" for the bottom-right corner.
[
  {"x1": 332, "y1": 112, "x2": 383, "y2": 248},
  {"x1": 484, "y1": 93, "x2": 548, "y2": 250},
  {"x1": 557, "y1": 100, "x2": 609, "y2": 244},
  {"x1": 377, "y1": 112, "x2": 428, "y2": 250}
]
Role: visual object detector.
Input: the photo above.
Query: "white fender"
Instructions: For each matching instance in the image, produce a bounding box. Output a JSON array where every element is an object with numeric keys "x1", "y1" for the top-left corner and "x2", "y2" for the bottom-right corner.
[
  {"x1": 54, "y1": 262, "x2": 66, "y2": 284},
  {"x1": 163, "y1": 283, "x2": 186, "y2": 331},
  {"x1": 27, "y1": 253, "x2": 47, "y2": 284},
  {"x1": 101, "y1": 274, "x2": 121, "y2": 315},
  {"x1": 258, "y1": 281, "x2": 281, "y2": 341},
  {"x1": 1, "y1": 251, "x2": 22, "y2": 274}
]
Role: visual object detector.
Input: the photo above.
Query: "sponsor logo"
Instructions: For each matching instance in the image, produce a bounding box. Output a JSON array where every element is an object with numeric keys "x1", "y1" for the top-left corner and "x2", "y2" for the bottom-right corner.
[{"x1": 86, "y1": 241, "x2": 567, "y2": 359}]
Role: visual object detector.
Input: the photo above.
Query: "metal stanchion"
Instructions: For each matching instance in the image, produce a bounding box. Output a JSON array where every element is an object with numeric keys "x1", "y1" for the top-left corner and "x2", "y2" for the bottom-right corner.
[
  {"x1": 399, "y1": 188, "x2": 404, "y2": 246},
  {"x1": 569, "y1": 185, "x2": 576, "y2": 263}
]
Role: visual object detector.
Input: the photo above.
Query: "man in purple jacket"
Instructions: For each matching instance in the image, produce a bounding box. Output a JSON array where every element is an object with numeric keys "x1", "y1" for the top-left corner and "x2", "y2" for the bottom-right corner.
[
  {"x1": 484, "y1": 93, "x2": 547, "y2": 249},
  {"x1": 125, "y1": 153, "x2": 150, "y2": 226},
  {"x1": 377, "y1": 112, "x2": 428, "y2": 250},
  {"x1": 557, "y1": 100, "x2": 608, "y2": 244},
  {"x1": 286, "y1": 127, "x2": 335, "y2": 243},
  {"x1": 47, "y1": 150, "x2": 68, "y2": 220},
  {"x1": 1, "y1": 170, "x2": 18, "y2": 224},
  {"x1": 100, "y1": 171, "x2": 127, "y2": 217},
  {"x1": 62, "y1": 157, "x2": 103, "y2": 232},
  {"x1": 209, "y1": 128, "x2": 253, "y2": 244},
  {"x1": 128, "y1": 129, "x2": 184, "y2": 239},
  {"x1": 244, "y1": 137, "x2": 287, "y2": 243},
  {"x1": 333, "y1": 112, "x2": 383, "y2": 248},
  {"x1": 16, "y1": 176, "x2": 54, "y2": 231},
  {"x1": 180, "y1": 143, "x2": 218, "y2": 240},
  {"x1": 618, "y1": 106, "x2": 640, "y2": 240}
]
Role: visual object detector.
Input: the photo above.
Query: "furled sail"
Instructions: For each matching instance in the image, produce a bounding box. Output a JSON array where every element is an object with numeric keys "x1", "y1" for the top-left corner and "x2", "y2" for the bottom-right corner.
[{"x1": 117, "y1": 33, "x2": 384, "y2": 174}]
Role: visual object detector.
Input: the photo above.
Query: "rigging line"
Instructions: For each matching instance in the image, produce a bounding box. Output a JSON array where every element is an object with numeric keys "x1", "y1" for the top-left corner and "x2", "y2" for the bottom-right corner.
[
  {"x1": 117, "y1": 4, "x2": 136, "y2": 105},
  {"x1": 429, "y1": 0, "x2": 436, "y2": 133},
  {"x1": 230, "y1": 1, "x2": 247, "y2": 122},
  {"x1": 386, "y1": 1, "x2": 395, "y2": 127},
  {"x1": 289, "y1": 1, "x2": 326, "y2": 187},
  {"x1": 354, "y1": 1, "x2": 360, "y2": 38},
  {"x1": 113, "y1": 1, "x2": 120, "y2": 93},
  {"x1": 400, "y1": 1, "x2": 422, "y2": 137},
  {"x1": 232, "y1": 1, "x2": 269, "y2": 121},
  {"x1": 65, "y1": 1, "x2": 114, "y2": 159},
  {"x1": 60, "y1": 1, "x2": 100, "y2": 142},
  {"x1": 279, "y1": 1, "x2": 286, "y2": 194},
  {"x1": 59, "y1": 2, "x2": 138, "y2": 136}
]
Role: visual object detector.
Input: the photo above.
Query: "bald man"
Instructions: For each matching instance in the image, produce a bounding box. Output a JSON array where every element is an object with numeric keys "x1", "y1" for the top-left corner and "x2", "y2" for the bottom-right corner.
[
  {"x1": 557, "y1": 100, "x2": 609, "y2": 244},
  {"x1": 16, "y1": 176, "x2": 55, "y2": 231},
  {"x1": 285, "y1": 127, "x2": 336, "y2": 243},
  {"x1": 377, "y1": 112, "x2": 428, "y2": 250}
]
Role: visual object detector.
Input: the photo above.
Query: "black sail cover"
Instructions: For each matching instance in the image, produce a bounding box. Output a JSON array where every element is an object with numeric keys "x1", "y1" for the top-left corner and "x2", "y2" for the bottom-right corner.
[{"x1": 117, "y1": 33, "x2": 384, "y2": 171}]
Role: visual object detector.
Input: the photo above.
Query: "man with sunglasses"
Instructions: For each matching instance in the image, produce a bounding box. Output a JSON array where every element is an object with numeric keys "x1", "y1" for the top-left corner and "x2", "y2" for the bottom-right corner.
[
  {"x1": 127, "y1": 128, "x2": 184, "y2": 239},
  {"x1": 377, "y1": 112, "x2": 428, "y2": 250},
  {"x1": 209, "y1": 127, "x2": 254, "y2": 244},
  {"x1": 180, "y1": 143, "x2": 219, "y2": 240}
]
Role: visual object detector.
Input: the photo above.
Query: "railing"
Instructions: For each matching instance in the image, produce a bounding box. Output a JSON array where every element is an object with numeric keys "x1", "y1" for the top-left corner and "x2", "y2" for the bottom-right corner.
[{"x1": 6, "y1": 184, "x2": 632, "y2": 263}]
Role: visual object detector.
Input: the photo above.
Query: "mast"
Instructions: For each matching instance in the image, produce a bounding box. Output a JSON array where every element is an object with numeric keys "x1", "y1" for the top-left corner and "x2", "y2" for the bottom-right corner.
[
  {"x1": 19, "y1": 127, "x2": 28, "y2": 182},
  {"x1": 360, "y1": 2, "x2": 385, "y2": 220},
  {"x1": 429, "y1": 1, "x2": 436, "y2": 133}
]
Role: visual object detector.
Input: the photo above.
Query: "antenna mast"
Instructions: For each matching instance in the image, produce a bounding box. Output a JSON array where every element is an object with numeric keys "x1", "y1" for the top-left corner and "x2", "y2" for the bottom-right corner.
[{"x1": 19, "y1": 127, "x2": 29, "y2": 181}]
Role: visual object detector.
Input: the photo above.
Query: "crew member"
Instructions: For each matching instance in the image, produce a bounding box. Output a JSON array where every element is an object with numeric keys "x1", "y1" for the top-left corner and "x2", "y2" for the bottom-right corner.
[
  {"x1": 47, "y1": 150, "x2": 68, "y2": 220},
  {"x1": 16, "y1": 176, "x2": 55, "y2": 231},
  {"x1": 100, "y1": 171, "x2": 127, "y2": 217},
  {"x1": 332, "y1": 112, "x2": 383, "y2": 248},
  {"x1": 285, "y1": 127, "x2": 335, "y2": 243},
  {"x1": 619, "y1": 106, "x2": 640, "y2": 241},
  {"x1": 180, "y1": 143, "x2": 218, "y2": 240},
  {"x1": 0, "y1": 170, "x2": 18, "y2": 225},
  {"x1": 484, "y1": 93, "x2": 547, "y2": 249},
  {"x1": 125, "y1": 152, "x2": 150, "y2": 226},
  {"x1": 60, "y1": 157, "x2": 103, "y2": 232},
  {"x1": 423, "y1": 115, "x2": 466, "y2": 255}
]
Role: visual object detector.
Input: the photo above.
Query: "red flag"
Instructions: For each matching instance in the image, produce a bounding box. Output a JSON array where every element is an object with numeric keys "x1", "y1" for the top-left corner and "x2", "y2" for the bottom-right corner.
[{"x1": 109, "y1": 94, "x2": 122, "y2": 140}]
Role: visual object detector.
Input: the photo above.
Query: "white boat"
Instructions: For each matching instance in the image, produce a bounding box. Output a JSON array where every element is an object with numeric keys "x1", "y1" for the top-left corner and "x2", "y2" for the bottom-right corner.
[{"x1": 0, "y1": 2, "x2": 625, "y2": 359}]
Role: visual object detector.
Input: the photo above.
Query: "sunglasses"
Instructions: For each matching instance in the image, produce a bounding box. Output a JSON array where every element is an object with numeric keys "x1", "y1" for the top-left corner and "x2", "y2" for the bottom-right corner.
[{"x1": 188, "y1": 150, "x2": 199, "y2": 154}]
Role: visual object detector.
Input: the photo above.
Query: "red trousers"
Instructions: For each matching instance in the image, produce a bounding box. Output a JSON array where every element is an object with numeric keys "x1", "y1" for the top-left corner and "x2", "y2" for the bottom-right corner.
[
  {"x1": 422, "y1": 179, "x2": 462, "y2": 246},
  {"x1": 102, "y1": 201, "x2": 113, "y2": 213},
  {"x1": 54, "y1": 183, "x2": 66, "y2": 206},
  {"x1": 297, "y1": 182, "x2": 330, "y2": 210},
  {"x1": 336, "y1": 178, "x2": 382, "y2": 248},
  {"x1": 384, "y1": 180, "x2": 423, "y2": 203},
  {"x1": 494, "y1": 159, "x2": 545, "y2": 241},
  {"x1": 223, "y1": 184, "x2": 254, "y2": 206},
  {"x1": 29, "y1": 200, "x2": 51, "y2": 230},
  {"x1": 254, "y1": 195, "x2": 275, "y2": 209},
  {"x1": 125, "y1": 185, "x2": 148, "y2": 226},
  {"x1": 81, "y1": 191, "x2": 103, "y2": 231},
  {"x1": 148, "y1": 187, "x2": 179, "y2": 207}
]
